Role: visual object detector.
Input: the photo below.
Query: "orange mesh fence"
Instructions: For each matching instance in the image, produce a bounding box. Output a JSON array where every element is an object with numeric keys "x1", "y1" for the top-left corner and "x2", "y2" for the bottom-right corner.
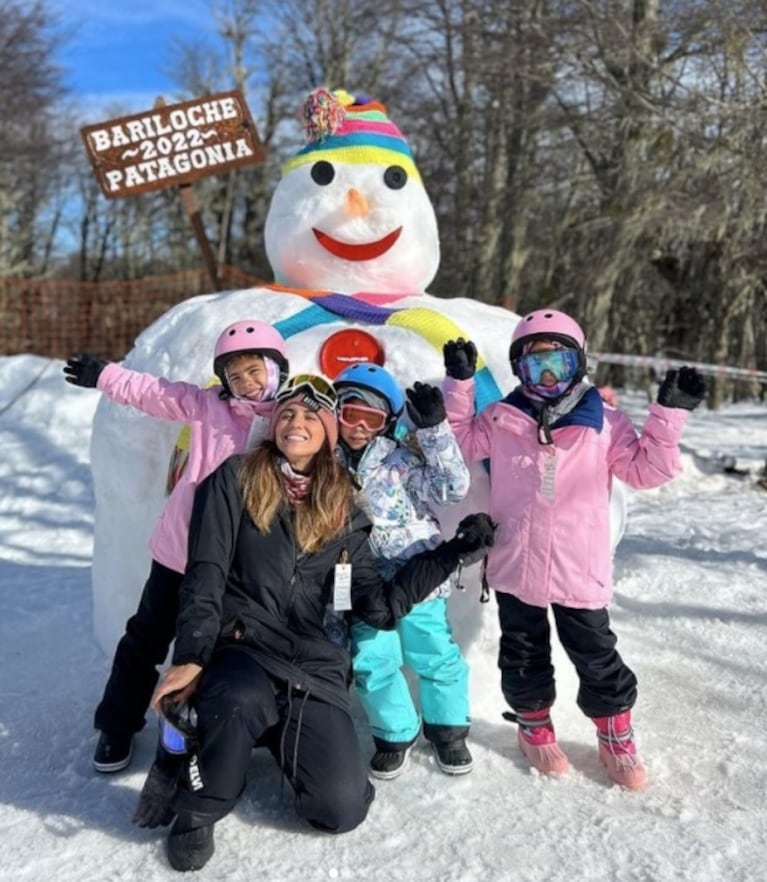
[{"x1": 0, "y1": 266, "x2": 265, "y2": 362}]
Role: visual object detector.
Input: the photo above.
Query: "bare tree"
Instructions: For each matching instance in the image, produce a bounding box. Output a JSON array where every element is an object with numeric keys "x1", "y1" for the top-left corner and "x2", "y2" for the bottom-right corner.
[
  {"x1": 0, "y1": 0, "x2": 72, "y2": 275},
  {"x1": 354, "y1": 1, "x2": 561, "y2": 311},
  {"x1": 52, "y1": 0, "x2": 767, "y2": 396}
]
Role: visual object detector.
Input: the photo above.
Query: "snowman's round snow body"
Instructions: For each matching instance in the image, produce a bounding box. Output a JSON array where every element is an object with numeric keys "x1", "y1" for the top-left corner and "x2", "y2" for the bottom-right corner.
[{"x1": 89, "y1": 89, "x2": 627, "y2": 701}]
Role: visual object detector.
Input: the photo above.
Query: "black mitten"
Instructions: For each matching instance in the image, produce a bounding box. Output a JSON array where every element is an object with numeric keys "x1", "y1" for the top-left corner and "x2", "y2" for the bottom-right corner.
[
  {"x1": 443, "y1": 338, "x2": 478, "y2": 381},
  {"x1": 446, "y1": 513, "x2": 497, "y2": 566},
  {"x1": 657, "y1": 366, "x2": 706, "y2": 410},
  {"x1": 132, "y1": 760, "x2": 179, "y2": 828},
  {"x1": 63, "y1": 353, "x2": 109, "y2": 388},
  {"x1": 406, "y1": 382, "x2": 447, "y2": 429}
]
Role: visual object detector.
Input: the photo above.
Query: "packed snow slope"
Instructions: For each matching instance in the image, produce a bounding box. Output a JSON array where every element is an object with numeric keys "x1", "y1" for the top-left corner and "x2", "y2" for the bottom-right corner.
[{"x1": 0, "y1": 354, "x2": 765, "y2": 882}]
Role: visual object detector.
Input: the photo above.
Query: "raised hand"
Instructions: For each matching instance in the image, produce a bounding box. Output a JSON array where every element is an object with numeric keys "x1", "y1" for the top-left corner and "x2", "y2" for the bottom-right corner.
[
  {"x1": 443, "y1": 338, "x2": 478, "y2": 381},
  {"x1": 63, "y1": 353, "x2": 109, "y2": 388},
  {"x1": 406, "y1": 382, "x2": 447, "y2": 428},
  {"x1": 657, "y1": 366, "x2": 706, "y2": 410}
]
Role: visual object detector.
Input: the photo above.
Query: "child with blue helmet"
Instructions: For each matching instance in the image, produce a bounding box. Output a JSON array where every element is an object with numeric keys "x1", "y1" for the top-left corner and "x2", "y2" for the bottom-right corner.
[{"x1": 334, "y1": 362, "x2": 473, "y2": 778}]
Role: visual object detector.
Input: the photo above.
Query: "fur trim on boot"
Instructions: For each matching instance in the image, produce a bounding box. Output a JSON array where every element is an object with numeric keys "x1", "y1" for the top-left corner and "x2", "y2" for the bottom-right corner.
[
  {"x1": 594, "y1": 711, "x2": 646, "y2": 791},
  {"x1": 506, "y1": 709, "x2": 569, "y2": 776}
]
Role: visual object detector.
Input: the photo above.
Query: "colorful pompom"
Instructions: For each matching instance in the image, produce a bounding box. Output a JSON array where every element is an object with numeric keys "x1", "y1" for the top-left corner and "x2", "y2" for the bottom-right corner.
[
  {"x1": 303, "y1": 88, "x2": 347, "y2": 142},
  {"x1": 282, "y1": 86, "x2": 422, "y2": 185}
]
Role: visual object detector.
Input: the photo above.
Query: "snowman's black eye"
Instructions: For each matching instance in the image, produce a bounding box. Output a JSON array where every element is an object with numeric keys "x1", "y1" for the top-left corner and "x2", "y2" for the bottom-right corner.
[
  {"x1": 311, "y1": 161, "x2": 335, "y2": 185},
  {"x1": 383, "y1": 165, "x2": 407, "y2": 189}
]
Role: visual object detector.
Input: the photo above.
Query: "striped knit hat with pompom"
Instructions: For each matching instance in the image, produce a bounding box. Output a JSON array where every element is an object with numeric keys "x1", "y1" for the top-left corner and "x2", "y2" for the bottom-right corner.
[{"x1": 281, "y1": 88, "x2": 422, "y2": 185}]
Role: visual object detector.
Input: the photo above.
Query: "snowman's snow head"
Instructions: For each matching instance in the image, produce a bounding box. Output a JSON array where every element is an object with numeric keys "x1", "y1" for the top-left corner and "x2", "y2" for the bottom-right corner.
[{"x1": 265, "y1": 88, "x2": 439, "y2": 295}]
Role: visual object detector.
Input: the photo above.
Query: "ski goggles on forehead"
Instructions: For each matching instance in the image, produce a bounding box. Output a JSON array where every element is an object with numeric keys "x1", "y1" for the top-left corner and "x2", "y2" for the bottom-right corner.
[
  {"x1": 276, "y1": 373, "x2": 338, "y2": 411},
  {"x1": 515, "y1": 348, "x2": 581, "y2": 387},
  {"x1": 339, "y1": 402, "x2": 389, "y2": 432}
]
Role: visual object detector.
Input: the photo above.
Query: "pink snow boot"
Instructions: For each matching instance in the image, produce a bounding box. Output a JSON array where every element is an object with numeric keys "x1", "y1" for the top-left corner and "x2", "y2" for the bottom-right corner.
[
  {"x1": 512, "y1": 709, "x2": 570, "y2": 776},
  {"x1": 594, "y1": 711, "x2": 646, "y2": 791}
]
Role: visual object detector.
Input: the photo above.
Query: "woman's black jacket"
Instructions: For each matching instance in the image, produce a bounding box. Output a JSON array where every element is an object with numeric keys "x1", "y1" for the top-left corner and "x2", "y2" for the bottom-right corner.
[{"x1": 172, "y1": 454, "x2": 463, "y2": 712}]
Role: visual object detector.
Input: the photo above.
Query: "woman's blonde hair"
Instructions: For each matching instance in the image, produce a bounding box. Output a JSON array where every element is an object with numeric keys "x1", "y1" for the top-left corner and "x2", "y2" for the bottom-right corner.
[{"x1": 239, "y1": 441, "x2": 355, "y2": 552}]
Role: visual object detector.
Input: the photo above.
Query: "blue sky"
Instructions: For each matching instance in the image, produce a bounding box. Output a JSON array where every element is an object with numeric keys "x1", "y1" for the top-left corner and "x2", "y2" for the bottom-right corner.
[{"x1": 52, "y1": 0, "x2": 216, "y2": 122}]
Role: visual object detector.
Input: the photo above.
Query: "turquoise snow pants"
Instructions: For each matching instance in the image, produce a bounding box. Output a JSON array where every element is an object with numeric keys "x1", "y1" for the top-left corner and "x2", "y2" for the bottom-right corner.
[{"x1": 351, "y1": 597, "x2": 470, "y2": 744}]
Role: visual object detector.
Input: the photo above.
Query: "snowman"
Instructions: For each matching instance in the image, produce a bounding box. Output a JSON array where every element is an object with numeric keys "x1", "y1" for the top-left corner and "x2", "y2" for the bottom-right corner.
[{"x1": 89, "y1": 89, "x2": 626, "y2": 705}]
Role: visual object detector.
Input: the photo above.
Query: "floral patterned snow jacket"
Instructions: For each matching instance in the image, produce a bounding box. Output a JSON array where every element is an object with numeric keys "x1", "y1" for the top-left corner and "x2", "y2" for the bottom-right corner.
[{"x1": 337, "y1": 419, "x2": 470, "y2": 600}]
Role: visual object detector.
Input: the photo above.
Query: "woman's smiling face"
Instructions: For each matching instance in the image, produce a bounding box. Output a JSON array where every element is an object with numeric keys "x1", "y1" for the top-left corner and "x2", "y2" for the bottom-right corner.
[{"x1": 274, "y1": 402, "x2": 327, "y2": 470}]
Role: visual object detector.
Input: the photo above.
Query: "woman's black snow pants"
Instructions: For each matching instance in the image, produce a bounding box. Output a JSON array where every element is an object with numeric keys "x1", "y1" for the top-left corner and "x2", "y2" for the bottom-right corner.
[{"x1": 172, "y1": 645, "x2": 374, "y2": 834}]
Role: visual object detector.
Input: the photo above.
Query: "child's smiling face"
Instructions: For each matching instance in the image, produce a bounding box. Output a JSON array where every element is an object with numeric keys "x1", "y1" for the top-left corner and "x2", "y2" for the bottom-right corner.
[{"x1": 224, "y1": 354, "x2": 268, "y2": 401}]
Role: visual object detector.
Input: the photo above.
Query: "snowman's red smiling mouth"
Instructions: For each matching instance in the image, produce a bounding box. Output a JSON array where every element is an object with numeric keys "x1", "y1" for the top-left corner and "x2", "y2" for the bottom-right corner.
[{"x1": 312, "y1": 227, "x2": 402, "y2": 261}]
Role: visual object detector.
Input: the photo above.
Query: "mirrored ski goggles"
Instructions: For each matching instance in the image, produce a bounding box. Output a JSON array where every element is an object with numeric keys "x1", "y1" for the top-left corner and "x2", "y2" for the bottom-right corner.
[
  {"x1": 515, "y1": 348, "x2": 581, "y2": 387},
  {"x1": 275, "y1": 373, "x2": 338, "y2": 412},
  {"x1": 159, "y1": 696, "x2": 198, "y2": 755},
  {"x1": 338, "y1": 403, "x2": 389, "y2": 432}
]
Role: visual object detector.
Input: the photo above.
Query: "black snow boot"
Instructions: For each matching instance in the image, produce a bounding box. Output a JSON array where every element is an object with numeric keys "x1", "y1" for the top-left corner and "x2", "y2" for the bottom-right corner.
[
  {"x1": 424, "y1": 723, "x2": 473, "y2": 775},
  {"x1": 430, "y1": 738, "x2": 474, "y2": 775},
  {"x1": 92, "y1": 731, "x2": 133, "y2": 773},
  {"x1": 167, "y1": 816, "x2": 215, "y2": 872},
  {"x1": 369, "y1": 735, "x2": 418, "y2": 780}
]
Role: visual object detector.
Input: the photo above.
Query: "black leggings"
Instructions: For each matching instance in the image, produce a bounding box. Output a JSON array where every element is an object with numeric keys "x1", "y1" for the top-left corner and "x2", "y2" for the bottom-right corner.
[
  {"x1": 94, "y1": 560, "x2": 182, "y2": 735},
  {"x1": 173, "y1": 646, "x2": 374, "y2": 833},
  {"x1": 496, "y1": 592, "x2": 638, "y2": 718}
]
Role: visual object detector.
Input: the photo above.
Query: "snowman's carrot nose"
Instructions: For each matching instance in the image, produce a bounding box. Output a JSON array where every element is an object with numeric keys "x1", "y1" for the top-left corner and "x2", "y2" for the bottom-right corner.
[{"x1": 345, "y1": 188, "x2": 369, "y2": 218}]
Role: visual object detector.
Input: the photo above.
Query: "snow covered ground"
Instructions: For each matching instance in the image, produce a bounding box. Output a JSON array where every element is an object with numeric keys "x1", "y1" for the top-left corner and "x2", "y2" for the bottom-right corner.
[{"x1": 1, "y1": 353, "x2": 766, "y2": 882}]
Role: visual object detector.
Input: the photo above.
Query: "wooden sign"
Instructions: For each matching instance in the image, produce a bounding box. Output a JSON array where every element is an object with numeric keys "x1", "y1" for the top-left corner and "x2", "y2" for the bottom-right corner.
[{"x1": 80, "y1": 90, "x2": 265, "y2": 198}]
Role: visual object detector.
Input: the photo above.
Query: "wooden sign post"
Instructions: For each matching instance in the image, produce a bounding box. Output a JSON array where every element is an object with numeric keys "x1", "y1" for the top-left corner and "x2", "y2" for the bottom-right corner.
[{"x1": 80, "y1": 90, "x2": 265, "y2": 290}]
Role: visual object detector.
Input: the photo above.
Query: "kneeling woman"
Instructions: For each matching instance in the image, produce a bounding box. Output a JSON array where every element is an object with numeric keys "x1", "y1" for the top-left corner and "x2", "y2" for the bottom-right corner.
[{"x1": 150, "y1": 374, "x2": 494, "y2": 872}]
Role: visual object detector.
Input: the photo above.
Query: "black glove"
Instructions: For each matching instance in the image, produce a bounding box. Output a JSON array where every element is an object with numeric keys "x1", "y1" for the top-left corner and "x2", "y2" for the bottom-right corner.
[
  {"x1": 406, "y1": 382, "x2": 446, "y2": 429},
  {"x1": 657, "y1": 366, "x2": 706, "y2": 411},
  {"x1": 443, "y1": 338, "x2": 478, "y2": 380},
  {"x1": 446, "y1": 513, "x2": 497, "y2": 566},
  {"x1": 132, "y1": 760, "x2": 179, "y2": 828},
  {"x1": 63, "y1": 353, "x2": 108, "y2": 388}
]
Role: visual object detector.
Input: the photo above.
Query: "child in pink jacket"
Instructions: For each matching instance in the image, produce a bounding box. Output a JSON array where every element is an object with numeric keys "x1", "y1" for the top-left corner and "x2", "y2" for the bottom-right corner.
[
  {"x1": 64, "y1": 320, "x2": 289, "y2": 775},
  {"x1": 442, "y1": 308, "x2": 706, "y2": 790}
]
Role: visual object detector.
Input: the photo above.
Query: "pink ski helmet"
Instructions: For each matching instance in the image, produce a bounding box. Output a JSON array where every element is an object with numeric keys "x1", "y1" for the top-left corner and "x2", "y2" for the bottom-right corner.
[
  {"x1": 213, "y1": 320, "x2": 289, "y2": 390},
  {"x1": 509, "y1": 308, "x2": 587, "y2": 381}
]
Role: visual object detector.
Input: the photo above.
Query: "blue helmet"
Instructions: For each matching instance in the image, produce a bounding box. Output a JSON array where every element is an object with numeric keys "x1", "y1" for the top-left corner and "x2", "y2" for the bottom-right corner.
[{"x1": 334, "y1": 363, "x2": 405, "y2": 434}]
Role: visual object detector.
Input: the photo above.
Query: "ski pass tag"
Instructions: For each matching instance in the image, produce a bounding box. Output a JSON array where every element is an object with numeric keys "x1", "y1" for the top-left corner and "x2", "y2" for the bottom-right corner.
[{"x1": 334, "y1": 561, "x2": 352, "y2": 611}]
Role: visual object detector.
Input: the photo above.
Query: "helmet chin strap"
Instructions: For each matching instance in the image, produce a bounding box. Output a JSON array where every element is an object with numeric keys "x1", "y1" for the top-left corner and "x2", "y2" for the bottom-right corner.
[{"x1": 262, "y1": 357, "x2": 281, "y2": 398}]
